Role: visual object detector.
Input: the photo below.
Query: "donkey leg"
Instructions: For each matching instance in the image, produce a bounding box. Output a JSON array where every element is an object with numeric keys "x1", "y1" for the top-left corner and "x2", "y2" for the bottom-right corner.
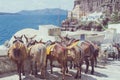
[
  {"x1": 41, "y1": 64, "x2": 46, "y2": 79},
  {"x1": 66, "y1": 62, "x2": 69, "y2": 73},
  {"x1": 79, "y1": 63, "x2": 82, "y2": 78},
  {"x1": 74, "y1": 64, "x2": 82, "y2": 79},
  {"x1": 31, "y1": 61, "x2": 36, "y2": 75},
  {"x1": 21, "y1": 62, "x2": 25, "y2": 76},
  {"x1": 118, "y1": 53, "x2": 120, "y2": 60},
  {"x1": 62, "y1": 66, "x2": 65, "y2": 80},
  {"x1": 30, "y1": 61, "x2": 34, "y2": 75},
  {"x1": 62, "y1": 60, "x2": 68, "y2": 80},
  {"x1": 17, "y1": 63, "x2": 22, "y2": 80},
  {"x1": 113, "y1": 52, "x2": 115, "y2": 60},
  {"x1": 116, "y1": 54, "x2": 118, "y2": 60},
  {"x1": 45, "y1": 57, "x2": 48, "y2": 69},
  {"x1": 35, "y1": 61, "x2": 38, "y2": 75},
  {"x1": 94, "y1": 56, "x2": 97, "y2": 67},
  {"x1": 85, "y1": 58, "x2": 89, "y2": 74},
  {"x1": 50, "y1": 60, "x2": 53, "y2": 74},
  {"x1": 69, "y1": 61, "x2": 73, "y2": 69},
  {"x1": 19, "y1": 66, "x2": 22, "y2": 80},
  {"x1": 90, "y1": 58, "x2": 94, "y2": 74},
  {"x1": 16, "y1": 62, "x2": 19, "y2": 73},
  {"x1": 32, "y1": 61, "x2": 38, "y2": 76},
  {"x1": 74, "y1": 67, "x2": 79, "y2": 79}
]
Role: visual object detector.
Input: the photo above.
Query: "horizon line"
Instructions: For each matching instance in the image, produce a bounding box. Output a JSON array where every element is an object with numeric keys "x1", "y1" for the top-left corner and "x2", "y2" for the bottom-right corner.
[{"x1": 0, "y1": 8, "x2": 71, "y2": 13}]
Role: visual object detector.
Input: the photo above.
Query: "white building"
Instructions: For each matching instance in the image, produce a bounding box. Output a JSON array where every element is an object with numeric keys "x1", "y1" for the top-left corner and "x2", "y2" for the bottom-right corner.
[{"x1": 102, "y1": 28, "x2": 117, "y2": 43}]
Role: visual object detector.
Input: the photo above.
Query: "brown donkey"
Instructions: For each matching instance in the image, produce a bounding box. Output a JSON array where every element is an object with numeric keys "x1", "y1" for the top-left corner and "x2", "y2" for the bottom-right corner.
[
  {"x1": 8, "y1": 35, "x2": 28, "y2": 80},
  {"x1": 67, "y1": 44, "x2": 84, "y2": 79},
  {"x1": 59, "y1": 35, "x2": 99, "y2": 76},
  {"x1": 72, "y1": 40, "x2": 99, "y2": 74},
  {"x1": 46, "y1": 41, "x2": 68, "y2": 80},
  {"x1": 59, "y1": 35, "x2": 84, "y2": 79}
]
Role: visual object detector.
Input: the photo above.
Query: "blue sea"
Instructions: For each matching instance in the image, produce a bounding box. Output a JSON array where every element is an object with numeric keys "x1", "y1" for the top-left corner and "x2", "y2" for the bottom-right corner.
[{"x1": 0, "y1": 15, "x2": 66, "y2": 45}]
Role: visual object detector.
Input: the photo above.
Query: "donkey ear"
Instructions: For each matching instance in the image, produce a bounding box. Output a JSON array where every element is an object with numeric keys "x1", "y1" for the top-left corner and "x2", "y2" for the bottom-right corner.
[
  {"x1": 20, "y1": 35, "x2": 23, "y2": 39},
  {"x1": 24, "y1": 35, "x2": 28, "y2": 43},
  {"x1": 14, "y1": 36, "x2": 17, "y2": 39},
  {"x1": 31, "y1": 35, "x2": 37, "y2": 39},
  {"x1": 58, "y1": 35, "x2": 64, "y2": 40},
  {"x1": 39, "y1": 39, "x2": 42, "y2": 43},
  {"x1": 24, "y1": 35, "x2": 27, "y2": 38},
  {"x1": 34, "y1": 40, "x2": 38, "y2": 43}
]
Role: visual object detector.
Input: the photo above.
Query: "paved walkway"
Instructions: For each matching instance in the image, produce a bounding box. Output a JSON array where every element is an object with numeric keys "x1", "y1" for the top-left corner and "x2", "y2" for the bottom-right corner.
[{"x1": 0, "y1": 61, "x2": 120, "y2": 80}]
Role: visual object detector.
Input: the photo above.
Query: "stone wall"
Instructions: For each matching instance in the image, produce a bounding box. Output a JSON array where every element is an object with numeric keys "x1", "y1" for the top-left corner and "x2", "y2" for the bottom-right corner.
[
  {"x1": 0, "y1": 56, "x2": 31, "y2": 74},
  {"x1": 0, "y1": 56, "x2": 16, "y2": 74}
]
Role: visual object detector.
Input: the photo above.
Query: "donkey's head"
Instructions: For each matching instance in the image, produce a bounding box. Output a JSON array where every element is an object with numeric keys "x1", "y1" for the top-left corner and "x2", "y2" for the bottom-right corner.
[
  {"x1": 24, "y1": 35, "x2": 36, "y2": 47},
  {"x1": 13, "y1": 35, "x2": 23, "y2": 44}
]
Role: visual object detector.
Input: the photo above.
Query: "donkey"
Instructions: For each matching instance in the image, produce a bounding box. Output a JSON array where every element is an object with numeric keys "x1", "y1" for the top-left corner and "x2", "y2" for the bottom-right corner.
[
  {"x1": 72, "y1": 40, "x2": 98, "y2": 74},
  {"x1": 24, "y1": 35, "x2": 47, "y2": 79},
  {"x1": 45, "y1": 41, "x2": 68, "y2": 80},
  {"x1": 58, "y1": 35, "x2": 84, "y2": 79},
  {"x1": 67, "y1": 44, "x2": 84, "y2": 79},
  {"x1": 59, "y1": 35, "x2": 98, "y2": 75},
  {"x1": 80, "y1": 41, "x2": 96, "y2": 74},
  {"x1": 8, "y1": 35, "x2": 28, "y2": 80}
]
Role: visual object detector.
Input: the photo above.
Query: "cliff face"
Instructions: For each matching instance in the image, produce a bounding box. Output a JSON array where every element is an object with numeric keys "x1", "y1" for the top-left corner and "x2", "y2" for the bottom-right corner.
[{"x1": 74, "y1": 0, "x2": 120, "y2": 15}]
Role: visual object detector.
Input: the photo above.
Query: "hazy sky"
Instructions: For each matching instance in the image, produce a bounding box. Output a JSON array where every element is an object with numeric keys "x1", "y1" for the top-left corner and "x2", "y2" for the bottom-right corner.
[{"x1": 0, "y1": 0, "x2": 74, "y2": 13}]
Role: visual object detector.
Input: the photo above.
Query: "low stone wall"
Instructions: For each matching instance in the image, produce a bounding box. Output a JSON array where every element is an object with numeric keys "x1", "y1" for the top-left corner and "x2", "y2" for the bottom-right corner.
[
  {"x1": 0, "y1": 55, "x2": 31, "y2": 74},
  {"x1": 0, "y1": 56, "x2": 16, "y2": 74}
]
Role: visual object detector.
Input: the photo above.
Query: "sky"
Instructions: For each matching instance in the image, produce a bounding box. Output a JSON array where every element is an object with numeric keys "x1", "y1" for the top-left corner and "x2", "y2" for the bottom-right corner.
[{"x1": 0, "y1": 0, "x2": 74, "y2": 13}]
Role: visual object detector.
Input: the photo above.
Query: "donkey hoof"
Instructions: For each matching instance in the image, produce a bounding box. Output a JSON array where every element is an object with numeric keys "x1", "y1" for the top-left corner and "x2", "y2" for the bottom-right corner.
[
  {"x1": 78, "y1": 76, "x2": 81, "y2": 79},
  {"x1": 85, "y1": 71, "x2": 88, "y2": 74},
  {"x1": 62, "y1": 78, "x2": 65, "y2": 80},
  {"x1": 40, "y1": 76, "x2": 45, "y2": 79},
  {"x1": 35, "y1": 73, "x2": 38, "y2": 76},
  {"x1": 79, "y1": 76, "x2": 81, "y2": 79},
  {"x1": 19, "y1": 78, "x2": 22, "y2": 80},
  {"x1": 22, "y1": 72, "x2": 25, "y2": 76},
  {"x1": 91, "y1": 71, "x2": 94, "y2": 75},
  {"x1": 50, "y1": 72, "x2": 53, "y2": 74},
  {"x1": 35, "y1": 75, "x2": 40, "y2": 78},
  {"x1": 74, "y1": 76, "x2": 78, "y2": 79},
  {"x1": 70, "y1": 67, "x2": 72, "y2": 69},
  {"x1": 31, "y1": 72, "x2": 34, "y2": 75}
]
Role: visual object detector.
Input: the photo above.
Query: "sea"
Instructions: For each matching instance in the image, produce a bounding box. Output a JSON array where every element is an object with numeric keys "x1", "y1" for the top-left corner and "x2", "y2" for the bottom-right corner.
[{"x1": 0, "y1": 14, "x2": 67, "y2": 45}]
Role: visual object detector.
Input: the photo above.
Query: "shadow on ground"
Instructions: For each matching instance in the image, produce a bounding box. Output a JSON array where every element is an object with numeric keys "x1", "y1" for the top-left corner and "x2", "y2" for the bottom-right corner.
[
  {"x1": 22, "y1": 70, "x2": 97, "y2": 80},
  {"x1": 0, "y1": 71, "x2": 17, "y2": 78}
]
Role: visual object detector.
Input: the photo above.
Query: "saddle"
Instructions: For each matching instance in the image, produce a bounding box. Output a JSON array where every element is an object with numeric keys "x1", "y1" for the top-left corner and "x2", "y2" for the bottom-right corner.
[
  {"x1": 46, "y1": 44, "x2": 55, "y2": 55},
  {"x1": 67, "y1": 41, "x2": 79, "y2": 49}
]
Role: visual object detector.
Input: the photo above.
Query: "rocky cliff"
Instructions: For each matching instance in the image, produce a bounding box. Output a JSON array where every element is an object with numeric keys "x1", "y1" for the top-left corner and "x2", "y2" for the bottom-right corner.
[{"x1": 74, "y1": 0, "x2": 120, "y2": 16}]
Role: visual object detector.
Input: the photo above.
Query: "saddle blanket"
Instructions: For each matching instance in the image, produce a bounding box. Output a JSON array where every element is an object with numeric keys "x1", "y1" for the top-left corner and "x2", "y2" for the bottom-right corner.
[
  {"x1": 67, "y1": 41, "x2": 79, "y2": 49},
  {"x1": 67, "y1": 41, "x2": 85, "y2": 49},
  {"x1": 46, "y1": 44, "x2": 55, "y2": 55}
]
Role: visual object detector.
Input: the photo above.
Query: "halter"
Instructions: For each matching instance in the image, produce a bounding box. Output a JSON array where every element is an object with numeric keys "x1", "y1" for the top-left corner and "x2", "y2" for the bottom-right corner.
[
  {"x1": 13, "y1": 39, "x2": 23, "y2": 44},
  {"x1": 27, "y1": 40, "x2": 36, "y2": 47},
  {"x1": 13, "y1": 37, "x2": 24, "y2": 49}
]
